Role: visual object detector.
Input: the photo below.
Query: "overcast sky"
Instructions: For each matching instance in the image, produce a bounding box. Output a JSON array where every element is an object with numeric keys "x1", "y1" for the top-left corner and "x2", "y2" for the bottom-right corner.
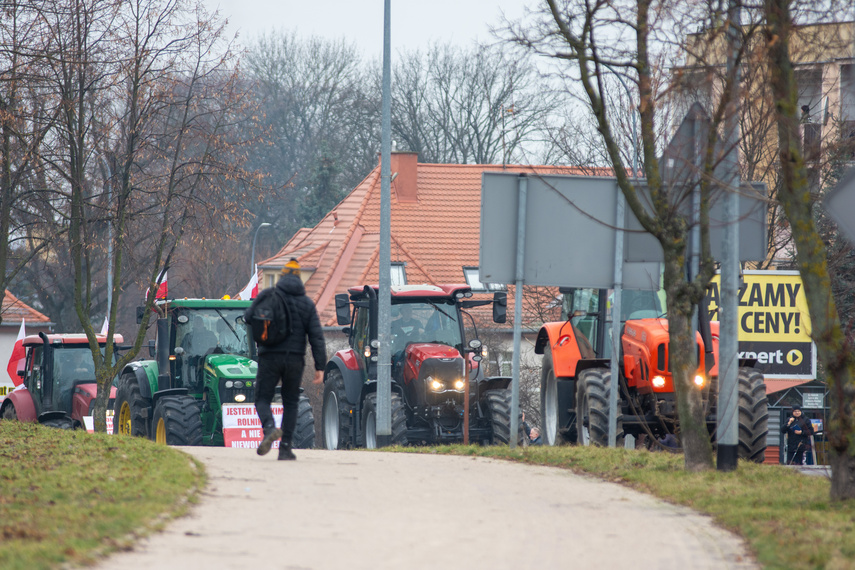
[{"x1": 205, "y1": 0, "x2": 531, "y2": 56}]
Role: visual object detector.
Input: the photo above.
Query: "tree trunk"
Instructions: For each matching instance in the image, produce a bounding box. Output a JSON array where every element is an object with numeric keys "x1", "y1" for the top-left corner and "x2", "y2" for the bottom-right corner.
[
  {"x1": 664, "y1": 254, "x2": 714, "y2": 471},
  {"x1": 765, "y1": 0, "x2": 855, "y2": 500}
]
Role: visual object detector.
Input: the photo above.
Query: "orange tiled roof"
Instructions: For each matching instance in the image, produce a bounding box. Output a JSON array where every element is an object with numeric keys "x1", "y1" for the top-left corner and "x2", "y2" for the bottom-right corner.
[
  {"x1": 260, "y1": 157, "x2": 608, "y2": 326},
  {"x1": 1, "y1": 290, "x2": 51, "y2": 325}
]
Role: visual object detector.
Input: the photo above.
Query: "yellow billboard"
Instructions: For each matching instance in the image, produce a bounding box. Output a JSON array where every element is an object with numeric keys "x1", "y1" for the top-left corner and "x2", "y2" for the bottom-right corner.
[{"x1": 705, "y1": 270, "x2": 815, "y2": 378}]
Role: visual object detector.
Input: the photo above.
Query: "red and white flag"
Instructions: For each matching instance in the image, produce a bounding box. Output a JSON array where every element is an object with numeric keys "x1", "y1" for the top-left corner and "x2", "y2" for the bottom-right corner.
[
  {"x1": 155, "y1": 269, "x2": 168, "y2": 300},
  {"x1": 238, "y1": 266, "x2": 260, "y2": 300},
  {"x1": 100, "y1": 316, "x2": 109, "y2": 335},
  {"x1": 6, "y1": 320, "x2": 26, "y2": 386}
]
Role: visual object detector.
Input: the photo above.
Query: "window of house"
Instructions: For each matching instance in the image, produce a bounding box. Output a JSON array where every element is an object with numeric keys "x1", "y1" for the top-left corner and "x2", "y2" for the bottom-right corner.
[
  {"x1": 796, "y1": 68, "x2": 823, "y2": 123},
  {"x1": 841, "y1": 64, "x2": 855, "y2": 122},
  {"x1": 391, "y1": 263, "x2": 407, "y2": 287},
  {"x1": 463, "y1": 267, "x2": 506, "y2": 292}
]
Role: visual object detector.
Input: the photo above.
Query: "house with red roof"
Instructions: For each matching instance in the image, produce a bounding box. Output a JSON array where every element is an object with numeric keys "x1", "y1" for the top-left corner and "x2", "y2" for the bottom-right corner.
[
  {"x1": 257, "y1": 152, "x2": 604, "y2": 372},
  {"x1": 1, "y1": 291, "x2": 52, "y2": 401}
]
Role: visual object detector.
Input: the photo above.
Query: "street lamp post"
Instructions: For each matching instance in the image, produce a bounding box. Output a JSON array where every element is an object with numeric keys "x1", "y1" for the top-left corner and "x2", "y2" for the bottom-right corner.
[{"x1": 251, "y1": 223, "x2": 272, "y2": 279}]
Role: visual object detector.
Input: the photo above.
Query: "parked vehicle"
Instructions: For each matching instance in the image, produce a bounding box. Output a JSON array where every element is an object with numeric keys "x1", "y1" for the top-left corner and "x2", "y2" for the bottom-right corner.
[
  {"x1": 322, "y1": 284, "x2": 521, "y2": 449},
  {"x1": 0, "y1": 332, "x2": 123, "y2": 429},
  {"x1": 113, "y1": 298, "x2": 314, "y2": 447},
  {"x1": 535, "y1": 287, "x2": 769, "y2": 461}
]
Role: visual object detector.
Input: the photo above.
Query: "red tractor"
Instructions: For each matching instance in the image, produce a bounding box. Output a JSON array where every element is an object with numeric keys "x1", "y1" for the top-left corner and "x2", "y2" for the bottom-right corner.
[
  {"x1": 0, "y1": 332, "x2": 123, "y2": 429},
  {"x1": 321, "y1": 284, "x2": 520, "y2": 448},
  {"x1": 535, "y1": 287, "x2": 769, "y2": 461}
]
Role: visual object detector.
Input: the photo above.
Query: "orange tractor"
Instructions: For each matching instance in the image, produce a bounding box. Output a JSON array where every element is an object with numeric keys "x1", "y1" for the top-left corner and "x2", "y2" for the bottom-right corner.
[{"x1": 535, "y1": 287, "x2": 768, "y2": 461}]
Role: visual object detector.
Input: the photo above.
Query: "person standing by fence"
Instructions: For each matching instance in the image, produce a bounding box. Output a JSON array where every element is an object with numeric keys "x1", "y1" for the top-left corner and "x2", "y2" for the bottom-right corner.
[{"x1": 782, "y1": 405, "x2": 813, "y2": 465}]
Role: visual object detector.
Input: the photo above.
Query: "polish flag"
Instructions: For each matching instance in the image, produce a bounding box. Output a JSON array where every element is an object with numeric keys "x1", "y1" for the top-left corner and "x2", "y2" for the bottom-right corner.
[
  {"x1": 155, "y1": 269, "x2": 168, "y2": 300},
  {"x1": 238, "y1": 266, "x2": 260, "y2": 300},
  {"x1": 6, "y1": 320, "x2": 26, "y2": 386}
]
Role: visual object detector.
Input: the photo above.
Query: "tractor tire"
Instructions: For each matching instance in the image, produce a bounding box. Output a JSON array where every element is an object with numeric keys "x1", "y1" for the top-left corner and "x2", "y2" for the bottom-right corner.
[
  {"x1": 1, "y1": 401, "x2": 17, "y2": 421},
  {"x1": 292, "y1": 395, "x2": 315, "y2": 449},
  {"x1": 152, "y1": 395, "x2": 204, "y2": 446},
  {"x1": 484, "y1": 389, "x2": 525, "y2": 446},
  {"x1": 114, "y1": 373, "x2": 150, "y2": 438},
  {"x1": 576, "y1": 367, "x2": 623, "y2": 447},
  {"x1": 322, "y1": 368, "x2": 352, "y2": 450},
  {"x1": 541, "y1": 347, "x2": 577, "y2": 446},
  {"x1": 737, "y1": 367, "x2": 769, "y2": 463},
  {"x1": 361, "y1": 392, "x2": 408, "y2": 449},
  {"x1": 41, "y1": 415, "x2": 73, "y2": 430}
]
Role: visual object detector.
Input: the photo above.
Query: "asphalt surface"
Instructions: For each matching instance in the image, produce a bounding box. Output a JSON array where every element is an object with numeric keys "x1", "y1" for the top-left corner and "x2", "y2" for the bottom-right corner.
[{"x1": 95, "y1": 447, "x2": 758, "y2": 570}]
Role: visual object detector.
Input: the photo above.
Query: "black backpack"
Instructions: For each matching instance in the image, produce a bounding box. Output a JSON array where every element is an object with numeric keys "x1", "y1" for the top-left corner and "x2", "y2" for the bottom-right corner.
[{"x1": 248, "y1": 288, "x2": 292, "y2": 347}]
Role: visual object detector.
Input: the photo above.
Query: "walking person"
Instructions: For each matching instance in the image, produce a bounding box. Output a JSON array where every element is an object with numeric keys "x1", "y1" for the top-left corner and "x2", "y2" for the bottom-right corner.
[
  {"x1": 782, "y1": 405, "x2": 813, "y2": 465},
  {"x1": 246, "y1": 258, "x2": 326, "y2": 460}
]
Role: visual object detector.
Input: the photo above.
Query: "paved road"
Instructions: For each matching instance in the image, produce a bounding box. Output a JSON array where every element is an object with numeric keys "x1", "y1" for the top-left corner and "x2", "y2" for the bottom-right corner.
[{"x1": 96, "y1": 447, "x2": 757, "y2": 569}]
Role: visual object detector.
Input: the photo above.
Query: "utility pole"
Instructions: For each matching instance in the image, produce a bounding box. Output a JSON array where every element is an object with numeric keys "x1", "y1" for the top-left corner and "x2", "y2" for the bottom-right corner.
[
  {"x1": 377, "y1": 0, "x2": 393, "y2": 447},
  {"x1": 717, "y1": 0, "x2": 742, "y2": 471}
]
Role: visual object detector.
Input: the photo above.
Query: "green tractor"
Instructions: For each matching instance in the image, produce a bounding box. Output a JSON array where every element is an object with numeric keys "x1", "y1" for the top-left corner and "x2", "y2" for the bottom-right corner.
[{"x1": 113, "y1": 298, "x2": 314, "y2": 447}]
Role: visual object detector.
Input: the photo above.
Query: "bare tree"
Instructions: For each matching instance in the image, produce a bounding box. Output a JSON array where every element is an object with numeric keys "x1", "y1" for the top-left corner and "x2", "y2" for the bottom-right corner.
[
  {"x1": 763, "y1": 0, "x2": 855, "y2": 500},
  {"x1": 0, "y1": 1, "x2": 63, "y2": 323},
  {"x1": 507, "y1": 0, "x2": 757, "y2": 470},
  {"x1": 388, "y1": 42, "x2": 557, "y2": 165},
  {"x1": 8, "y1": 0, "x2": 255, "y2": 431},
  {"x1": 243, "y1": 32, "x2": 375, "y2": 240}
]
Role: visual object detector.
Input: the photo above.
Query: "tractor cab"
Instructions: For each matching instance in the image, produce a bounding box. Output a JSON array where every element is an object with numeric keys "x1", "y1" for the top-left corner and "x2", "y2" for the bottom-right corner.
[{"x1": 167, "y1": 305, "x2": 254, "y2": 390}]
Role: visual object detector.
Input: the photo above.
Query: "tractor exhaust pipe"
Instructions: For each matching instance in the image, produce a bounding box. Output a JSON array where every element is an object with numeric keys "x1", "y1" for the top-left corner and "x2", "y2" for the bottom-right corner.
[{"x1": 156, "y1": 318, "x2": 171, "y2": 391}]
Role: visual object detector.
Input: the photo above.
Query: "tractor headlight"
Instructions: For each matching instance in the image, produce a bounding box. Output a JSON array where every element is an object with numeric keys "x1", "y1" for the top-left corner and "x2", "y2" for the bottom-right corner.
[
  {"x1": 694, "y1": 374, "x2": 706, "y2": 388},
  {"x1": 652, "y1": 376, "x2": 666, "y2": 388},
  {"x1": 225, "y1": 380, "x2": 234, "y2": 388},
  {"x1": 428, "y1": 377, "x2": 445, "y2": 392},
  {"x1": 453, "y1": 379, "x2": 465, "y2": 391},
  {"x1": 234, "y1": 394, "x2": 246, "y2": 402},
  {"x1": 364, "y1": 347, "x2": 371, "y2": 358},
  {"x1": 234, "y1": 381, "x2": 244, "y2": 389}
]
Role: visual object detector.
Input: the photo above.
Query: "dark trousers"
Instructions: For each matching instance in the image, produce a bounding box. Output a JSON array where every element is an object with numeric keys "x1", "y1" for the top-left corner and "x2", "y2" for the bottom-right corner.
[{"x1": 255, "y1": 352, "x2": 305, "y2": 445}]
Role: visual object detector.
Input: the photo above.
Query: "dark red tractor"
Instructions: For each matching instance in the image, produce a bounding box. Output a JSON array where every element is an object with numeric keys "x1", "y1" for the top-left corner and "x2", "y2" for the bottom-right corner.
[
  {"x1": 0, "y1": 332, "x2": 123, "y2": 429},
  {"x1": 321, "y1": 284, "x2": 521, "y2": 449}
]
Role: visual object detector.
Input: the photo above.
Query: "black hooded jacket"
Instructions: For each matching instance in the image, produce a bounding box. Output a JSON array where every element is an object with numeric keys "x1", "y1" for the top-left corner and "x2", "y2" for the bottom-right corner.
[{"x1": 246, "y1": 273, "x2": 327, "y2": 369}]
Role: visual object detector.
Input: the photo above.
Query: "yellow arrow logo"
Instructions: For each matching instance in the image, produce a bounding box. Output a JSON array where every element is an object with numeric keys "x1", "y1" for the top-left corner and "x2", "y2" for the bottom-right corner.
[{"x1": 787, "y1": 349, "x2": 803, "y2": 366}]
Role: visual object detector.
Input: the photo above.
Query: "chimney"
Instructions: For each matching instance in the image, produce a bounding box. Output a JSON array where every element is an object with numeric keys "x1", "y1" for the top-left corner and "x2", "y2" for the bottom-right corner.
[{"x1": 390, "y1": 152, "x2": 418, "y2": 203}]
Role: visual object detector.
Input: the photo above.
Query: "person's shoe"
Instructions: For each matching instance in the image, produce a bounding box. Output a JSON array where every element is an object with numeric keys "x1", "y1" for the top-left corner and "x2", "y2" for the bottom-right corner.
[
  {"x1": 278, "y1": 443, "x2": 296, "y2": 461},
  {"x1": 257, "y1": 427, "x2": 283, "y2": 456}
]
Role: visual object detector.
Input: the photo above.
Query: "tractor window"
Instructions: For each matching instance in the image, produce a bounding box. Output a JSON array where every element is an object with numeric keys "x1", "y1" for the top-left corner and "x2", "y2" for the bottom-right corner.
[
  {"x1": 391, "y1": 301, "x2": 461, "y2": 355},
  {"x1": 566, "y1": 289, "x2": 599, "y2": 349},
  {"x1": 174, "y1": 308, "x2": 252, "y2": 390},
  {"x1": 53, "y1": 348, "x2": 96, "y2": 412},
  {"x1": 24, "y1": 346, "x2": 43, "y2": 402},
  {"x1": 353, "y1": 306, "x2": 370, "y2": 358}
]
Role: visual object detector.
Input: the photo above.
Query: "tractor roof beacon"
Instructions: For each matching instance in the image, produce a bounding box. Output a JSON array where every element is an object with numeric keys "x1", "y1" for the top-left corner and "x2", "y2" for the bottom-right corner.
[
  {"x1": 321, "y1": 284, "x2": 523, "y2": 450},
  {"x1": 0, "y1": 333, "x2": 124, "y2": 430}
]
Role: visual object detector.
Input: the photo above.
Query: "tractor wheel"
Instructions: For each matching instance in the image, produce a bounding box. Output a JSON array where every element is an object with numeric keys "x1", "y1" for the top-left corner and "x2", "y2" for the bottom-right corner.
[
  {"x1": 1, "y1": 402, "x2": 17, "y2": 421},
  {"x1": 483, "y1": 389, "x2": 525, "y2": 446},
  {"x1": 322, "y1": 369, "x2": 352, "y2": 450},
  {"x1": 576, "y1": 367, "x2": 623, "y2": 447},
  {"x1": 737, "y1": 367, "x2": 769, "y2": 463},
  {"x1": 362, "y1": 392, "x2": 408, "y2": 449},
  {"x1": 152, "y1": 395, "x2": 204, "y2": 446},
  {"x1": 41, "y1": 415, "x2": 73, "y2": 430},
  {"x1": 292, "y1": 395, "x2": 315, "y2": 449},
  {"x1": 541, "y1": 347, "x2": 577, "y2": 446},
  {"x1": 114, "y1": 373, "x2": 150, "y2": 438}
]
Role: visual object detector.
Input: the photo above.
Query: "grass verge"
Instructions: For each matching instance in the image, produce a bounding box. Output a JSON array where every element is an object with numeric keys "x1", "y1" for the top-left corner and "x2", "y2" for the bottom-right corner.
[
  {"x1": 392, "y1": 444, "x2": 854, "y2": 569},
  {"x1": 0, "y1": 421, "x2": 204, "y2": 570}
]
